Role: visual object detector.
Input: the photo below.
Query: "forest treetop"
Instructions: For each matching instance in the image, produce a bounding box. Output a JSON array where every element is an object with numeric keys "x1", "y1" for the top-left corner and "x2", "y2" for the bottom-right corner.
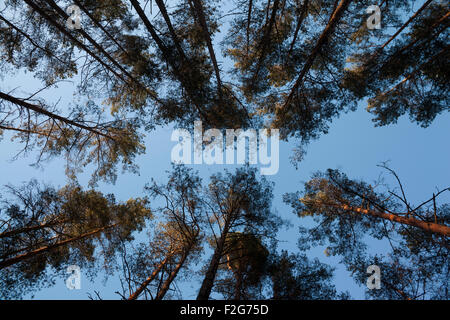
[
  {"x1": 0, "y1": 0, "x2": 448, "y2": 301},
  {"x1": 0, "y1": 0, "x2": 448, "y2": 183}
]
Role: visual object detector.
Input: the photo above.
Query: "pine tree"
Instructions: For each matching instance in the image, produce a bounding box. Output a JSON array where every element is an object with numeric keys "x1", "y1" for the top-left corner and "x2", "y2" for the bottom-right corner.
[
  {"x1": 0, "y1": 180, "x2": 151, "y2": 299},
  {"x1": 125, "y1": 166, "x2": 203, "y2": 300},
  {"x1": 285, "y1": 166, "x2": 449, "y2": 299},
  {"x1": 196, "y1": 166, "x2": 282, "y2": 300}
]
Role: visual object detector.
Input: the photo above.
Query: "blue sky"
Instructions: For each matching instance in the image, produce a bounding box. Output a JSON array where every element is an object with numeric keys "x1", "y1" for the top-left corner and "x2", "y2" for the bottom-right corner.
[
  {"x1": 0, "y1": 0, "x2": 449, "y2": 299},
  {"x1": 2, "y1": 89, "x2": 448, "y2": 299}
]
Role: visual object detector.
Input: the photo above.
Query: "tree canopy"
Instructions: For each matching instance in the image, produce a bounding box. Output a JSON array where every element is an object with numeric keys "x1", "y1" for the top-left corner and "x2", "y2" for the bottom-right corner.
[{"x1": 0, "y1": 0, "x2": 448, "y2": 300}]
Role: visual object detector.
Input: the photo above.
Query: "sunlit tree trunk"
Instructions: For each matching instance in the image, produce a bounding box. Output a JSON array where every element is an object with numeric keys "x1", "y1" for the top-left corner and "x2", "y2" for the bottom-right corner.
[
  {"x1": 0, "y1": 224, "x2": 117, "y2": 269},
  {"x1": 0, "y1": 91, "x2": 113, "y2": 140},
  {"x1": 334, "y1": 204, "x2": 450, "y2": 236},
  {"x1": 128, "y1": 254, "x2": 172, "y2": 300},
  {"x1": 154, "y1": 246, "x2": 192, "y2": 300}
]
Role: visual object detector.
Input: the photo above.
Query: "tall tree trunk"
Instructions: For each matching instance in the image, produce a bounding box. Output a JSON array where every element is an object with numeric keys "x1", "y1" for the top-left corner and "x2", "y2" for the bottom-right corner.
[
  {"x1": 191, "y1": 0, "x2": 223, "y2": 94},
  {"x1": 128, "y1": 254, "x2": 172, "y2": 300},
  {"x1": 249, "y1": 0, "x2": 281, "y2": 89},
  {"x1": 24, "y1": 0, "x2": 162, "y2": 105},
  {"x1": 43, "y1": 0, "x2": 135, "y2": 82},
  {"x1": 155, "y1": 0, "x2": 188, "y2": 62},
  {"x1": 1, "y1": 236, "x2": 59, "y2": 260},
  {"x1": 23, "y1": 0, "x2": 124, "y2": 82},
  {"x1": 334, "y1": 204, "x2": 450, "y2": 237},
  {"x1": 196, "y1": 221, "x2": 231, "y2": 300},
  {"x1": 130, "y1": 0, "x2": 210, "y2": 123},
  {"x1": 72, "y1": 0, "x2": 128, "y2": 55},
  {"x1": 0, "y1": 220, "x2": 65, "y2": 239},
  {"x1": 0, "y1": 91, "x2": 113, "y2": 140},
  {"x1": 0, "y1": 224, "x2": 117, "y2": 269},
  {"x1": 154, "y1": 247, "x2": 191, "y2": 300},
  {"x1": 328, "y1": 0, "x2": 339, "y2": 23},
  {"x1": 283, "y1": 0, "x2": 352, "y2": 109},
  {"x1": 287, "y1": 0, "x2": 309, "y2": 57},
  {"x1": 233, "y1": 269, "x2": 243, "y2": 300}
]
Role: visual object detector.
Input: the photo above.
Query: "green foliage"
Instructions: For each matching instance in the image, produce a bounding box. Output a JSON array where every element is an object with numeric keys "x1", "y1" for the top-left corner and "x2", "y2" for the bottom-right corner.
[
  {"x1": 0, "y1": 0, "x2": 447, "y2": 300},
  {"x1": 285, "y1": 168, "x2": 449, "y2": 299},
  {"x1": 268, "y1": 250, "x2": 348, "y2": 300},
  {"x1": 0, "y1": 180, "x2": 151, "y2": 299}
]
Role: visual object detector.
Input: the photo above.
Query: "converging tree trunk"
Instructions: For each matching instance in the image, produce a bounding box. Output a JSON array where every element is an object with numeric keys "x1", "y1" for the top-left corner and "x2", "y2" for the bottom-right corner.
[
  {"x1": 128, "y1": 254, "x2": 173, "y2": 300},
  {"x1": 335, "y1": 204, "x2": 450, "y2": 237},
  {"x1": 154, "y1": 247, "x2": 191, "y2": 300},
  {"x1": 0, "y1": 224, "x2": 117, "y2": 269},
  {"x1": 197, "y1": 220, "x2": 231, "y2": 300},
  {"x1": 0, "y1": 91, "x2": 113, "y2": 140},
  {"x1": 283, "y1": 0, "x2": 352, "y2": 108},
  {"x1": 0, "y1": 220, "x2": 64, "y2": 239}
]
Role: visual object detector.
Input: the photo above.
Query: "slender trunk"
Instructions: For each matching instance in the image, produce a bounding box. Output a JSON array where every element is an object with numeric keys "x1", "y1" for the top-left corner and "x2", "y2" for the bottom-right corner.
[
  {"x1": 155, "y1": 0, "x2": 188, "y2": 62},
  {"x1": 378, "y1": 0, "x2": 433, "y2": 51},
  {"x1": 233, "y1": 270, "x2": 243, "y2": 300},
  {"x1": 246, "y1": 0, "x2": 253, "y2": 54},
  {"x1": 370, "y1": 45, "x2": 448, "y2": 100},
  {"x1": 130, "y1": 0, "x2": 210, "y2": 123},
  {"x1": 154, "y1": 247, "x2": 191, "y2": 300},
  {"x1": 287, "y1": 0, "x2": 309, "y2": 57},
  {"x1": 1, "y1": 236, "x2": 59, "y2": 260},
  {"x1": 128, "y1": 254, "x2": 172, "y2": 300},
  {"x1": 0, "y1": 91, "x2": 113, "y2": 140},
  {"x1": 0, "y1": 220, "x2": 64, "y2": 239},
  {"x1": 25, "y1": 0, "x2": 162, "y2": 105},
  {"x1": 45, "y1": 0, "x2": 165, "y2": 104},
  {"x1": 0, "y1": 224, "x2": 117, "y2": 269},
  {"x1": 328, "y1": 0, "x2": 339, "y2": 23},
  {"x1": 191, "y1": 0, "x2": 223, "y2": 93},
  {"x1": 335, "y1": 204, "x2": 450, "y2": 237},
  {"x1": 44, "y1": 0, "x2": 132, "y2": 80},
  {"x1": 196, "y1": 221, "x2": 231, "y2": 300},
  {"x1": 250, "y1": 0, "x2": 281, "y2": 88},
  {"x1": 72, "y1": 0, "x2": 128, "y2": 55},
  {"x1": 23, "y1": 0, "x2": 121, "y2": 83},
  {"x1": 0, "y1": 14, "x2": 65, "y2": 64},
  {"x1": 283, "y1": 0, "x2": 352, "y2": 109},
  {"x1": 130, "y1": 0, "x2": 167, "y2": 54}
]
